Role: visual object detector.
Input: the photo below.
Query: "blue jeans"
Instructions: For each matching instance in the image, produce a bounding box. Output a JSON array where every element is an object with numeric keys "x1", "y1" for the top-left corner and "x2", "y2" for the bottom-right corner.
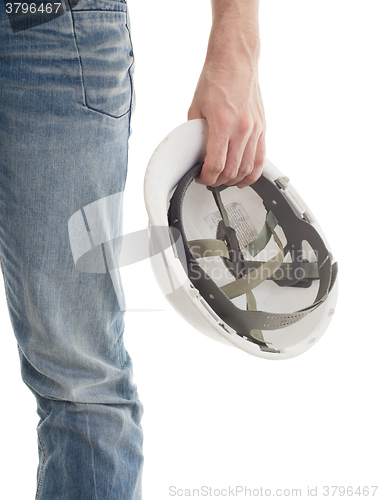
[{"x1": 0, "y1": 1, "x2": 143, "y2": 498}]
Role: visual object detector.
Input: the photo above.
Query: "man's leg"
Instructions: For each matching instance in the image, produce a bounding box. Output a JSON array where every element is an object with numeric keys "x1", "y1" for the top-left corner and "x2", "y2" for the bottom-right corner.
[{"x1": 0, "y1": 1, "x2": 143, "y2": 498}]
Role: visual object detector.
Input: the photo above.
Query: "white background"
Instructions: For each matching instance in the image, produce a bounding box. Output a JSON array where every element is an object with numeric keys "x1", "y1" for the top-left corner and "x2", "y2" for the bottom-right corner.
[{"x1": 1, "y1": 0, "x2": 378, "y2": 498}]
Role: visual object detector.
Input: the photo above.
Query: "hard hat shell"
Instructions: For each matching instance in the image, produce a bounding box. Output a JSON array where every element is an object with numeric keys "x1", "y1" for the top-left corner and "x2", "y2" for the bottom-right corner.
[{"x1": 144, "y1": 119, "x2": 338, "y2": 359}]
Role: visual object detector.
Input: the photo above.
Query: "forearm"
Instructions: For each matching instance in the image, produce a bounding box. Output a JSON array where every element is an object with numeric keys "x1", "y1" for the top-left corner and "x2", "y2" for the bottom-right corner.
[{"x1": 207, "y1": 0, "x2": 261, "y2": 67}]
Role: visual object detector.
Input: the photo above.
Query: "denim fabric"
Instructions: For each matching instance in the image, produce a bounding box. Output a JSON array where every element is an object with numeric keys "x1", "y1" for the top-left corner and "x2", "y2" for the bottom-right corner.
[{"x1": 0, "y1": 1, "x2": 143, "y2": 498}]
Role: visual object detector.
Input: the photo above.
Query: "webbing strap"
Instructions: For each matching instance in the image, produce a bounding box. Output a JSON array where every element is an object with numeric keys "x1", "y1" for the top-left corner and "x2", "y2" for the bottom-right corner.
[
  {"x1": 209, "y1": 186, "x2": 230, "y2": 227},
  {"x1": 188, "y1": 239, "x2": 229, "y2": 259},
  {"x1": 246, "y1": 291, "x2": 265, "y2": 342},
  {"x1": 209, "y1": 184, "x2": 285, "y2": 302},
  {"x1": 246, "y1": 214, "x2": 275, "y2": 258},
  {"x1": 202, "y1": 187, "x2": 283, "y2": 350},
  {"x1": 246, "y1": 260, "x2": 319, "y2": 282},
  {"x1": 220, "y1": 212, "x2": 284, "y2": 299}
]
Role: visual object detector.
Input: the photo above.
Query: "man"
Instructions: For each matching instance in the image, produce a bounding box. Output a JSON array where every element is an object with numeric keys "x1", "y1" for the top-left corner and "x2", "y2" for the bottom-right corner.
[{"x1": 0, "y1": 0, "x2": 265, "y2": 498}]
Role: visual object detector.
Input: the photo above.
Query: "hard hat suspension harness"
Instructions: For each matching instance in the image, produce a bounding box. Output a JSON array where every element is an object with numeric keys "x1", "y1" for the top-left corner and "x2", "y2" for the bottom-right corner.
[{"x1": 168, "y1": 163, "x2": 338, "y2": 354}]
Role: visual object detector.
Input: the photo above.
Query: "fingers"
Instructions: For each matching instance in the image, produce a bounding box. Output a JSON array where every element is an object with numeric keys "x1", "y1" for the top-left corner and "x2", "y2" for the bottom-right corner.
[
  {"x1": 223, "y1": 129, "x2": 259, "y2": 187},
  {"x1": 195, "y1": 121, "x2": 229, "y2": 186},
  {"x1": 236, "y1": 131, "x2": 266, "y2": 188},
  {"x1": 195, "y1": 116, "x2": 265, "y2": 188},
  {"x1": 213, "y1": 116, "x2": 252, "y2": 187}
]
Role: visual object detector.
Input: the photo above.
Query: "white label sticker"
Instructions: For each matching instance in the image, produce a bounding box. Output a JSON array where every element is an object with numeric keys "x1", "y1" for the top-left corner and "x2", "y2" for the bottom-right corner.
[{"x1": 204, "y1": 203, "x2": 258, "y2": 259}]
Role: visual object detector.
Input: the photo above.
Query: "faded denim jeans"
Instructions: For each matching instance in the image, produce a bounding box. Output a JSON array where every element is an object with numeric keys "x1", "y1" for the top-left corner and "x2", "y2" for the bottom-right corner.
[{"x1": 0, "y1": 0, "x2": 143, "y2": 498}]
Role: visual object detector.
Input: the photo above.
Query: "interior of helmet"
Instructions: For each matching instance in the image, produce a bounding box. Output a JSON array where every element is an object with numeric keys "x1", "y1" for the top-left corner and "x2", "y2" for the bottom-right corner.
[{"x1": 168, "y1": 163, "x2": 338, "y2": 354}]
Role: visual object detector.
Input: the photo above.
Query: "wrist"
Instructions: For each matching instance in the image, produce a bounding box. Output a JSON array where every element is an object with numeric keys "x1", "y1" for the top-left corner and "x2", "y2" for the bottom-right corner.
[
  {"x1": 206, "y1": 2, "x2": 261, "y2": 67},
  {"x1": 205, "y1": 25, "x2": 260, "y2": 73}
]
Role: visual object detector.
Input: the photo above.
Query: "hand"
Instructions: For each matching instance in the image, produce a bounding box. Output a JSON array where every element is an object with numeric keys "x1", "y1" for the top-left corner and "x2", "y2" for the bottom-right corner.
[{"x1": 187, "y1": 1, "x2": 266, "y2": 188}]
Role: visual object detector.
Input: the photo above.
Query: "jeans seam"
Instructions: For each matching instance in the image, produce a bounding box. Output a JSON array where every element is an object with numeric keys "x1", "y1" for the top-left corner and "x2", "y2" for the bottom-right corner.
[
  {"x1": 35, "y1": 428, "x2": 47, "y2": 500},
  {"x1": 67, "y1": 8, "x2": 88, "y2": 110},
  {"x1": 34, "y1": 396, "x2": 52, "y2": 499},
  {"x1": 125, "y1": 9, "x2": 135, "y2": 122},
  {"x1": 0, "y1": 247, "x2": 11, "y2": 312},
  {"x1": 117, "y1": 317, "x2": 128, "y2": 367}
]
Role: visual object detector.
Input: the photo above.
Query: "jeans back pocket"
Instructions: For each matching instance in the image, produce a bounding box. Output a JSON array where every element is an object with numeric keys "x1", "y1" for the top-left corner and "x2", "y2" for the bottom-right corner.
[{"x1": 71, "y1": 8, "x2": 134, "y2": 118}]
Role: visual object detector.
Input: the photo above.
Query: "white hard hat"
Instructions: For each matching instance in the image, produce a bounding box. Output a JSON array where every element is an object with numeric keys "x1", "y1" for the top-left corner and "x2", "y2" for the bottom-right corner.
[{"x1": 144, "y1": 119, "x2": 338, "y2": 360}]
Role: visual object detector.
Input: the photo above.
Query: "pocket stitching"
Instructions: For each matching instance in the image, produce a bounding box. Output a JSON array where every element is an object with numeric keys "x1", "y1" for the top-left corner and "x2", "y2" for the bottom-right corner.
[{"x1": 69, "y1": 9, "x2": 133, "y2": 119}]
